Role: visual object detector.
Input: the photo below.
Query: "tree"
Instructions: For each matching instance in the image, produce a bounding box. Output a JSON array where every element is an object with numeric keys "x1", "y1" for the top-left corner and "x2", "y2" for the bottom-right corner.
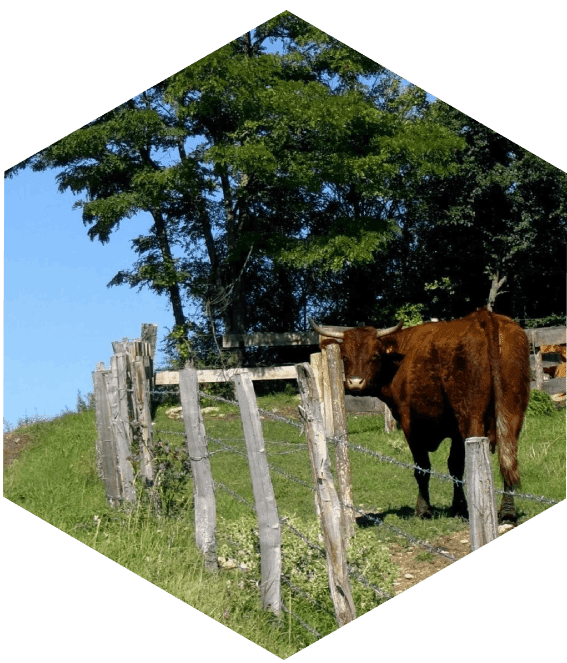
[
  {"x1": 406, "y1": 102, "x2": 567, "y2": 321},
  {"x1": 5, "y1": 11, "x2": 466, "y2": 361}
]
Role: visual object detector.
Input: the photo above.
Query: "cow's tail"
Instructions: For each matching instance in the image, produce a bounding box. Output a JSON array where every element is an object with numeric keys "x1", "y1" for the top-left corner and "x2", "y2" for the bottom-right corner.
[{"x1": 480, "y1": 308, "x2": 520, "y2": 489}]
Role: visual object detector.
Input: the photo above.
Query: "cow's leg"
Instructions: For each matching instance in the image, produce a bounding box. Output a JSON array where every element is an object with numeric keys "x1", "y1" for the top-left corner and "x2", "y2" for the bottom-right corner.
[
  {"x1": 411, "y1": 448, "x2": 433, "y2": 519},
  {"x1": 498, "y1": 480, "x2": 517, "y2": 523},
  {"x1": 448, "y1": 437, "x2": 468, "y2": 518},
  {"x1": 496, "y1": 412, "x2": 522, "y2": 524}
]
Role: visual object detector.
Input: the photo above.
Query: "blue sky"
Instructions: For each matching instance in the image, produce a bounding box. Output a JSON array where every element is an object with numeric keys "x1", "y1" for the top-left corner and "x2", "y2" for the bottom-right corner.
[{"x1": 3, "y1": 169, "x2": 179, "y2": 426}]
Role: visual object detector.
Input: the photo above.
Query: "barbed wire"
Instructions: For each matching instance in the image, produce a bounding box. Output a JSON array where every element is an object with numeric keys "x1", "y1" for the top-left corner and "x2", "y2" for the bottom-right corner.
[
  {"x1": 279, "y1": 517, "x2": 325, "y2": 556},
  {"x1": 163, "y1": 422, "x2": 558, "y2": 562},
  {"x1": 151, "y1": 381, "x2": 561, "y2": 508},
  {"x1": 345, "y1": 563, "x2": 394, "y2": 601},
  {"x1": 156, "y1": 407, "x2": 313, "y2": 490},
  {"x1": 214, "y1": 481, "x2": 257, "y2": 512},
  {"x1": 280, "y1": 602, "x2": 322, "y2": 639},
  {"x1": 218, "y1": 523, "x2": 330, "y2": 636},
  {"x1": 280, "y1": 573, "x2": 335, "y2": 617},
  {"x1": 493, "y1": 489, "x2": 560, "y2": 505},
  {"x1": 338, "y1": 437, "x2": 462, "y2": 484},
  {"x1": 153, "y1": 428, "x2": 185, "y2": 436},
  {"x1": 155, "y1": 391, "x2": 561, "y2": 506},
  {"x1": 208, "y1": 452, "x2": 436, "y2": 617},
  {"x1": 342, "y1": 502, "x2": 457, "y2": 562}
]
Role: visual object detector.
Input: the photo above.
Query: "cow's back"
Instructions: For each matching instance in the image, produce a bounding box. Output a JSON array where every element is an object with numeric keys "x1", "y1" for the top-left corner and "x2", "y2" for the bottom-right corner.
[{"x1": 388, "y1": 310, "x2": 530, "y2": 443}]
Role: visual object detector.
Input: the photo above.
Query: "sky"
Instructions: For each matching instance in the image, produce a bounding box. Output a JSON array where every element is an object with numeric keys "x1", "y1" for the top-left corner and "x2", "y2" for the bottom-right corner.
[{"x1": 3, "y1": 169, "x2": 178, "y2": 427}]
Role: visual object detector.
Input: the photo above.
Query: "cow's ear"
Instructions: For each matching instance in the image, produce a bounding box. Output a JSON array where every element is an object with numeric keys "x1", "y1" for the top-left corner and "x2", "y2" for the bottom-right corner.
[
  {"x1": 383, "y1": 338, "x2": 404, "y2": 364},
  {"x1": 383, "y1": 338, "x2": 398, "y2": 354}
]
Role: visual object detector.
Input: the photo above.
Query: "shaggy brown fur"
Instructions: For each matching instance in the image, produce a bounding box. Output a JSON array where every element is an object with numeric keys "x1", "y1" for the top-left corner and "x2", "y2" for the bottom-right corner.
[{"x1": 319, "y1": 308, "x2": 530, "y2": 522}]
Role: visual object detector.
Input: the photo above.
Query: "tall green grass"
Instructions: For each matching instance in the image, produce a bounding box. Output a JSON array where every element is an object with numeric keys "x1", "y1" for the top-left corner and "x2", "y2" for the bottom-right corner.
[{"x1": 4, "y1": 393, "x2": 565, "y2": 657}]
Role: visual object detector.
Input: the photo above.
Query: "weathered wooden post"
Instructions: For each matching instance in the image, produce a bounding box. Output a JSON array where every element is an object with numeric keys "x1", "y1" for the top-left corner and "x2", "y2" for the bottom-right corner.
[
  {"x1": 178, "y1": 367, "x2": 218, "y2": 572},
  {"x1": 133, "y1": 353, "x2": 156, "y2": 484},
  {"x1": 320, "y1": 348, "x2": 334, "y2": 437},
  {"x1": 233, "y1": 371, "x2": 282, "y2": 615},
  {"x1": 93, "y1": 363, "x2": 122, "y2": 506},
  {"x1": 465, "y1": 436, "x2": 498, "y2": 551},
  {"x1": 141, "y1": 323, "x2": 158, "y2": 391},
  {"x1": 127, "y1": 341, "x2": 156, "y2": 487},
  {"x1": 324, "y1": 343, "x2": 355, "y2": 538},
  {"x1": 384, "y1": 405, "x2": 397, "y2": 433},
  {"x1": 308, "y1": 353, "x2": 324, "y2": 519},
  {"x1": 296, "y1": 362, "x2": 356, "y2": 628},
  {"x1": 534, "y1": 350, "x2": 544, "y2": 391},
  {"x1": 107, "y1": 351, "x2": 136, "y2": 503}
]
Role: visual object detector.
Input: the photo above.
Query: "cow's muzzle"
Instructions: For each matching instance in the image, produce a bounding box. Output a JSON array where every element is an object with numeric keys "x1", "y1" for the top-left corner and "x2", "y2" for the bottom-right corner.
[{"x1": 346, "y1": 376, "x2": 367, "y2": 391}]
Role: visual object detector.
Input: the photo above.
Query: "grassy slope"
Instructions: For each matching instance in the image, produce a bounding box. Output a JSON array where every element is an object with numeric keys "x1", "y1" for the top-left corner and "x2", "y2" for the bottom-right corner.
[{"x1": 4, "y1": 397, "x2": 565, "y2": 657}]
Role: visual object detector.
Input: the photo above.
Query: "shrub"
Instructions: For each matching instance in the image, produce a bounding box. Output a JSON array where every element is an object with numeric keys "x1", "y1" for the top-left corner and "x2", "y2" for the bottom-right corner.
[
  {"x1": 216, "y1": 513, "x2": 397, "y2": 616},
  {"x1": 526, "y1": 389, "x2": 555, "y2": 417}
]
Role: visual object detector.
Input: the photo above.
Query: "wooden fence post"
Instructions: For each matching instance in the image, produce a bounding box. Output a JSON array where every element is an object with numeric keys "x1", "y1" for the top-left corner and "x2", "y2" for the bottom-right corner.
[
  {"x1": 132, "y1": 354, "x2": 156, "y2": 487},
  {"x1": 384, "y1": 406, "x2": 397, "y2": 433},
  {"x1": 296, "y1": 363, "x2": 356, "y2": 628},
  {"x1": 308, "y1": 353, "x2": 324, "y2": 519},
  {"x1": 324, "y1": 343, "x2": 355, "y2": 538},
  {"x1": 141, "y1": 323, "x2": 158, "y2": 391},
  {"x1": 320, "y1": 348, "x2": 334, "y2": 437},
  {"x1": 107, "y1": 352, "x2": 136, "y2": 503},
  {"x1": 233, "y1": 372, "x2": 282, "y2": 615},
  {"x1": 93, "y1": 363, "x2": 122, "y2": 506},
  {"x1": 126, "y1": 340, "x2": 155, "y2": 488},
  {"x1": 178, "y1": 368, "x2": 218, "y2": 572},
  {"x1": 465, "y1": 436, "x2": 498, "y2": 551},
  {"x1": 534, "y1": 350, "x2": 544, "y2": 390}
]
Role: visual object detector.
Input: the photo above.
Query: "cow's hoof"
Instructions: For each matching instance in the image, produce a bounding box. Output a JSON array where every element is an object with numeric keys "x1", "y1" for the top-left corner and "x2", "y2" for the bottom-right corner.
[
  {"x1": 449, "y1": 505, "x2": 469, "y2": 520},
  {"x1": 414, "y1": 508, "x2": 432, "y2": 519},
  {"x1": 498, "y1": 510, "x2": 518, "y2": 524}
]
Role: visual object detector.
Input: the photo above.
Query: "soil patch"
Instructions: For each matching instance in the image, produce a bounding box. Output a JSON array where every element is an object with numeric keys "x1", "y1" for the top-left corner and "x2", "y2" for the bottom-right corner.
[
  {"x1": 3, "y1": 429, "x2": 36, "y2": 468},
  {"x1": 388, "y1": 526, "x2": 516, "y2": 594}
]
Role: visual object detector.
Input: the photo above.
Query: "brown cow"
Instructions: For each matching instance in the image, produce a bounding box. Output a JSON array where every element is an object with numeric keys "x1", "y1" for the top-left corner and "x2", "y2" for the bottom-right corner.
[{"x1": 310, "y1": 308, "x2": 530, "y2": 523}]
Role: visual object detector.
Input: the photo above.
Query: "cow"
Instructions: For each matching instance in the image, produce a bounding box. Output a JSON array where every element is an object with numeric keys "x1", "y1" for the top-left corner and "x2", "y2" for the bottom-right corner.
[{"x1": 310, "y1": 308, "x2": 530, "y2": 523}]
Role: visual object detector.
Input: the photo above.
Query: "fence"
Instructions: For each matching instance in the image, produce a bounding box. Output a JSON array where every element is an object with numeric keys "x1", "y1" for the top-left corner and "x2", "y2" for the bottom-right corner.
[
  {"x1": 222, "y1": 322, "x2": 567, "y2": 402},
  {"x1": 526, "y1": 326, "x2": 566, "y2": 397},
  {"x1": 93, "y1": 322, "x2": 561, "y2": 638},
  {"x1": 93, "y1": 324, "x2": 158, "y2": 507}
]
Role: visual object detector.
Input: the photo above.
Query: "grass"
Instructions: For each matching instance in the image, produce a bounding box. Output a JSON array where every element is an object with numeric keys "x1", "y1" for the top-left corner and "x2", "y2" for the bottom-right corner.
[{"x1": 4, "y1": 391, "x2": 565, "y2": 657}]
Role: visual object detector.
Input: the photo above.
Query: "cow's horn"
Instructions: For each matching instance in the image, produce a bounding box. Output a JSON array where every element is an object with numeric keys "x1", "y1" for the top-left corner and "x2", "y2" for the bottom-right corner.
[
  {"x1": 375, "y1": 321, "x2": 403, "y2": 338},
  {"x1": 309, "y1": 318, "x2": 345, "y2": 340}
]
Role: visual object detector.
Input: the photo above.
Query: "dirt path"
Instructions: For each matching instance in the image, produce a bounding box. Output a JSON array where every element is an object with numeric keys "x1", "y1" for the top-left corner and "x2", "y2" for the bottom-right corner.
[{"x1": 3, "y1": 429, "x2": 36, "y2": 468}]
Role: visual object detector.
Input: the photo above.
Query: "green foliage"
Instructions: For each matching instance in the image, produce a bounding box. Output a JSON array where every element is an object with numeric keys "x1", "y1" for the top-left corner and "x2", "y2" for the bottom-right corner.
[
  {"x1": 390, "y1": 302, "x2": 425, "y2": 327},
  {"x1": 523, "y1": 314, "x2": 565, "y2": 328},
  {"x1": 75, "y1": 389, "x2": 95, "y2": 412},
  {"x1": 274, "y1": 218, "x2": 396, "y2": 271},
  {"x1": 526, "y1": 389, "x2": 556, "y2": 418},
  {"x1": 151, "y1": 437, "x2": 192, "y2": 516},
  {"x1": 217, "y1": 512, "x2": 396, "y2": 618}
]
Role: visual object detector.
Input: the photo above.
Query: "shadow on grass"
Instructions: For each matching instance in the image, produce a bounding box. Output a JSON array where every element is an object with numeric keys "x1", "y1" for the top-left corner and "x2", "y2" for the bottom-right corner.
[{"x1": 355, "y1": 505, "x2": 469, "y2": 528}]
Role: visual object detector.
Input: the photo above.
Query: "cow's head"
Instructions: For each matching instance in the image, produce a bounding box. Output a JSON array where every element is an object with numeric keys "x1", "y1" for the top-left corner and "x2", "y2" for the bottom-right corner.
[{"x1": 309, "y1": 318, "x2": 403, "y2": 391}]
